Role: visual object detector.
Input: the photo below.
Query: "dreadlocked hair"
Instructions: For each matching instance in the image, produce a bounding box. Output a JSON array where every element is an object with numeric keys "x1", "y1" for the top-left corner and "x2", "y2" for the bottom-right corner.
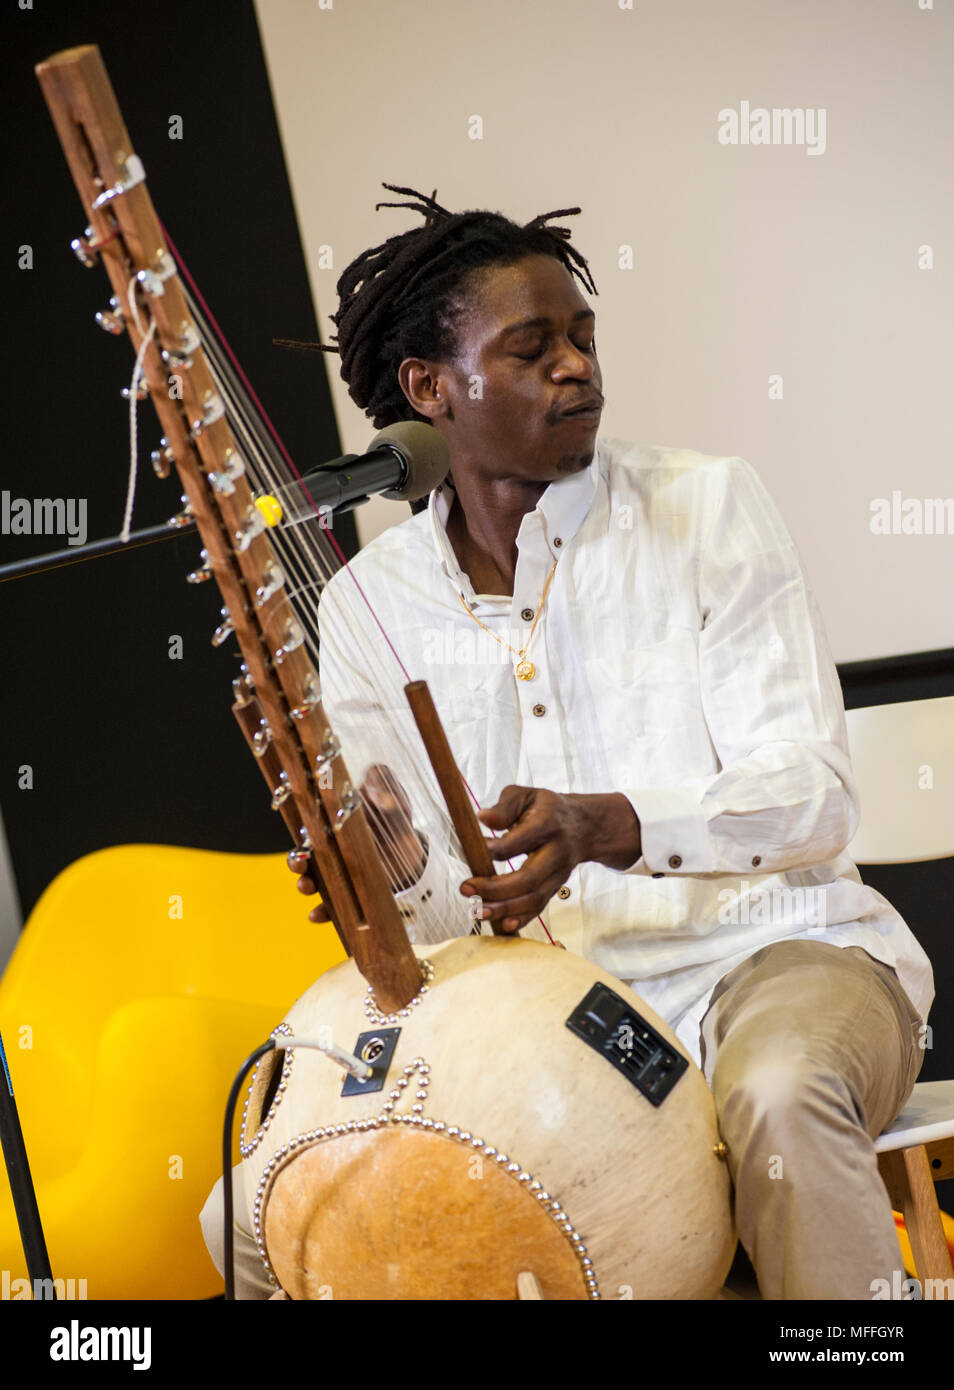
[{"x1": 274, "y1": 183, "x2": 598, "y2": 430}]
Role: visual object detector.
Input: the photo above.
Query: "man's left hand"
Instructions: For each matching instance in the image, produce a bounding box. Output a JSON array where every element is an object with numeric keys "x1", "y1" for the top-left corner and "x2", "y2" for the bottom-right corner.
[{"x1": 461, "y1": 787, "x2": 641, "y2": 935}]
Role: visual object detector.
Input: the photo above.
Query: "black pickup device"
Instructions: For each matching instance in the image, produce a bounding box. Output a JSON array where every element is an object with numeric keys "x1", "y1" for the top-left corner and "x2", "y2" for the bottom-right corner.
[{"x1": 566, "y1": 983, "x2": 688, "y2": 1106}]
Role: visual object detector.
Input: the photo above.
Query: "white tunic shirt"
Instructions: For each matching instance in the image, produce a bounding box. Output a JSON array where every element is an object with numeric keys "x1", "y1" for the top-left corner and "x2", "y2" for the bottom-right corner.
[{"x1": 316, "y1": 438, "x2": 934, "y2": 1068}]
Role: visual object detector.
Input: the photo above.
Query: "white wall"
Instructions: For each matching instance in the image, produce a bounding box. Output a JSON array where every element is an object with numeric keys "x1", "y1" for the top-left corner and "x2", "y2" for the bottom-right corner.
[{"x1": 256, "y1": 0, "x2": 953, "y2": 663}]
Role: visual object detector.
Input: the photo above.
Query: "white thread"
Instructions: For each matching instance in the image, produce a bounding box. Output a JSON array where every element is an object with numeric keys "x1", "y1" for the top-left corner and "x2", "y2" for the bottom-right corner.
[
  {"x1": 121, "y1": 293, "x2": 157, "y2": 543},
  {"x1": 175, "y1": 282, "x2": 486, "y2": 941},
  {"x1": 126, "y1": 276, "x2": 147, "y2": 338}
]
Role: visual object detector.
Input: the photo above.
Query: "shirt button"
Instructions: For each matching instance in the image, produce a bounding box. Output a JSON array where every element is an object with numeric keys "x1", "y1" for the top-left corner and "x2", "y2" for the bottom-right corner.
[
  {"x1": 668, "y1": 854, "x2": 682, "y2": 869},
  {"x1": 553, "y1": 537, "x2": 563, "y2": 548},
  {"x1": 557, "y1": 885, "x2": 571, "y2": 900},
  {"x1": 521, "y1": 607, "x2": 534, "y2": 622},
  {"x1": 751, "y1": 855, "x2": 762, "y2": 868},
  {"x1": 532, "y1": 704, "x2": 546, "y2": 717}
]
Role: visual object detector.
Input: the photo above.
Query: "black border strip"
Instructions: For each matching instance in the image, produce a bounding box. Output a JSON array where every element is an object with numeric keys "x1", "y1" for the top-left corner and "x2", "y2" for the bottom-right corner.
[{"x1": 837, "y1": 646, "x2": 954, "y2": 684}]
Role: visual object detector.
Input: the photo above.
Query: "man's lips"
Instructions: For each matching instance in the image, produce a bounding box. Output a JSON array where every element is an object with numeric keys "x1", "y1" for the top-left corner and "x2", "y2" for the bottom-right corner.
[{"x1": 556, "y1": 397, "x2": 603, "y2": 420}]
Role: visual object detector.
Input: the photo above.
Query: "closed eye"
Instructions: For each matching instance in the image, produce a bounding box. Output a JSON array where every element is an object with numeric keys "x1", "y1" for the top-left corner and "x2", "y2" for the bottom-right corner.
[{"x1": 514, "y1": 338, "x2": 595, "y2": 362}]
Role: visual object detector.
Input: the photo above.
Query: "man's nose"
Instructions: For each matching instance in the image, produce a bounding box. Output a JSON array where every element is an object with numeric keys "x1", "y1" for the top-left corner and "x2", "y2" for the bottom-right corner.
[{"x1": 551, "y1": 340, "x2": 597, "y2": 381}]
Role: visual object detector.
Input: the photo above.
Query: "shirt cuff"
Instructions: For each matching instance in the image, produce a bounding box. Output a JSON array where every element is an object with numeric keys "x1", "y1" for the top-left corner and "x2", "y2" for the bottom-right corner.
[
  {"x1": 617, "y1": 788, "x2": 714, "y2": 876},
  {"x1": 393, "y1": 836, "x2": 441, "y2": 928}
]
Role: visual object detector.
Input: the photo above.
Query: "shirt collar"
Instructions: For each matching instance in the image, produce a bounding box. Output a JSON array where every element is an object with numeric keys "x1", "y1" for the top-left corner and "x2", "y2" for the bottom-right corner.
[{"x1": 428, "y1": 441, "x2": 602, "y2": 600}]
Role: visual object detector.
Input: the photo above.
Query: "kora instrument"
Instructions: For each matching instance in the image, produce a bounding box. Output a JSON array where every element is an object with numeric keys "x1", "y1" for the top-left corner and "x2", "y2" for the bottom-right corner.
[{"x1": 37, "y1": 44, "x2": 736, "y2": 1300}]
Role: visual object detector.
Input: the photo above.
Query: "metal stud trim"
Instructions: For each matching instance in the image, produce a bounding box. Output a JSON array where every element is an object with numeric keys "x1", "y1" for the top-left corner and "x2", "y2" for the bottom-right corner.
[
  {"x1": 363, "y1": 955, "x2": 435, "y2": 1026},
  {"x1": 239, "y1": 1023, "x2": 294, "y2": 1159},
  {"x1": 250, "y1": 1054, "x2": 599, "y2": 1299}
]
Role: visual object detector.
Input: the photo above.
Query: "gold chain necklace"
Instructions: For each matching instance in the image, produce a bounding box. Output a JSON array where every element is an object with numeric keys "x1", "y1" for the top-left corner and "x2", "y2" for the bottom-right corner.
[{"x1": 455, "y1": 559, "x2": 558, "y2": 681}]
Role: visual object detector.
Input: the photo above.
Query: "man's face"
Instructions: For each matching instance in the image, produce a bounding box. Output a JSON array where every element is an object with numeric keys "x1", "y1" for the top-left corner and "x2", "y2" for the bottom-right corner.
[{"x1": 400, "y1": 253, "x2": 604, "y2": 485}]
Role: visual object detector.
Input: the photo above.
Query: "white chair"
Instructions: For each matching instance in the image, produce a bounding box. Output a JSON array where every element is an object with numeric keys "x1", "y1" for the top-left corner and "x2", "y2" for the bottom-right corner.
[
  {"x1": 845, "y1": 695, "x2": 954, "y2": 1291},
  {"x1": 846, "y1": 695, "x2": 954, "y2": 864}
]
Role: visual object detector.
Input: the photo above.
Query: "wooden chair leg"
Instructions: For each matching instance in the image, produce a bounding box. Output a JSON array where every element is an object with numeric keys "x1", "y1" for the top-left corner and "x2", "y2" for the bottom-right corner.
[{"x1": 878, "y1": 1144, "x2": 954, "y2": 1296}]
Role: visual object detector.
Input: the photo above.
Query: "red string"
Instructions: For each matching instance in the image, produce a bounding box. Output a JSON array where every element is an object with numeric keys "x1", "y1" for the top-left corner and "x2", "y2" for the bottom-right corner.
[
  {"x1": 158, "y1": 220, "x2": 555, "y2": 946},
  {"x1": 158, "y1": 223, "x2": 412, "y2": 672},
  {"x1": 88, "y1": 227, "x2": 122, "y2": 252}
]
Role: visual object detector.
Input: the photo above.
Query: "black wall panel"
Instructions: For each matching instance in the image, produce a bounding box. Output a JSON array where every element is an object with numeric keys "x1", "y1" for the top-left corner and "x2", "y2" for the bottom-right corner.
[{"x1": 2, "y1": 0, "x2": 356, "y2": 920}]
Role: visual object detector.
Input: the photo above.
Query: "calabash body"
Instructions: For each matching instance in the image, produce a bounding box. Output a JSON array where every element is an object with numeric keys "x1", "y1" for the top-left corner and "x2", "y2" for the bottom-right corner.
[{"x1": 239, "y1": 935, "x2": 736, "y2": 1300}]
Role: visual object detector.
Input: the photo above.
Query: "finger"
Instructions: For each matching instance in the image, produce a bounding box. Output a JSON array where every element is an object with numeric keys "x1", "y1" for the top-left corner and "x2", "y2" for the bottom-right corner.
[
  {"x1": 363, "y1": 791, "x2": 416, "y2": 844},
  {"x1": 461, "y1": 846, "x2": 564, "y2": 903},
  {"x1": 461, "y1": 875, "x2": 560, "y2": 932},
  {"x1": 495, "y1": 917, "x2": 523, "y2": 937},
  {"x1": 307, "y1": 903, "x2": 331, "y2": 924},
  {"x1": 476, "y1": 784, "x2": 534, "y2": 831},
  {"x1": 363, "y1": 764, "x2": 413, "y2": 819},
  {"x1": 363, "y1": 804, "x2": 420, "y2": 865},
  {"x1": 480, "y1": 893, "x2": 550, "y2": 934},
  {"x1": 482, "y1": 818, "x2": 554, "y2": 861},
  {"x1": 478, "y1": 889, "x2": 552, "y2": 922},
  {"x1": 296, "y1": 875, "x2": 318, "y2": 896},
  {"x1": 376, "y1": 765, "x2": 413, "y2": 819},
  {"x1": 365, "y1": 797, "x2": 414, "y2": 835},
  {"x1": 360, "y1": 766, "x2": 394, "y2": 806},
  {"x1": 362, "y1": 785, "x2": 400, "y2": 817}
]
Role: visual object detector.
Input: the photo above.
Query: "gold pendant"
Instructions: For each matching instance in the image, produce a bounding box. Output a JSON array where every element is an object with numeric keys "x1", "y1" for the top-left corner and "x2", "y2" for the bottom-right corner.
[{"x1": 515, "y1": 658, "x2": 535, "y2": 681}]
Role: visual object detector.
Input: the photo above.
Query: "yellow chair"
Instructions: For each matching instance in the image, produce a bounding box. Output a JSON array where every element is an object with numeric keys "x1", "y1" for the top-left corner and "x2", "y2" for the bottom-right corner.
[{"x1": 0, "y1": 843, "x2": 345, "y2": 1299}]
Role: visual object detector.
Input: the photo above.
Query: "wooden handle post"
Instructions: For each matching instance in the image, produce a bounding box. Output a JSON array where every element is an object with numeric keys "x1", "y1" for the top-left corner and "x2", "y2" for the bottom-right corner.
[
  {"x1": 405, "y1": 680, "x2": 511, "y2": 935},
  {"x1": 36, "y1": 43, "x2": 422, "y2": 1011}
]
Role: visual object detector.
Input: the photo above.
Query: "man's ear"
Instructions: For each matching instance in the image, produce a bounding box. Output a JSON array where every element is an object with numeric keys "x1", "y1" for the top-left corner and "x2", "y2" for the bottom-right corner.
[{"x1": 398, "y1": 358, "x2": 452, "y2": 422}]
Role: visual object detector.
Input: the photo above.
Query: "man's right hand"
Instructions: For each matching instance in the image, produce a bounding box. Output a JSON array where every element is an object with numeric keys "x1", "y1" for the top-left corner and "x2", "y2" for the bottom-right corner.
[{"x1": 290, "y1": 763, "x2": 427, "y2": 922}]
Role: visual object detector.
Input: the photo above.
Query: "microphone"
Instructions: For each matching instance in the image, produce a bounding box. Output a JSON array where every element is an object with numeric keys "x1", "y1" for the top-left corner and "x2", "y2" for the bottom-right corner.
[
  {"x1": 253, "y1": 421, "x2": 449, "y2": 530},
  {"x1": 0, "y1": 424, "x2": 449, "y2": 585}
]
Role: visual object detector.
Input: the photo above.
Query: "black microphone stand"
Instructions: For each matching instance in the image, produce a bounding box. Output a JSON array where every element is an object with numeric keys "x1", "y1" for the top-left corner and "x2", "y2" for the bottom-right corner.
[
  {"x1": 0, "y1": 516, "x2": 200, "y2": 1288},
  {"x1": 0, "y1": 1032, "x2": 54, "y2": 1297},
  {"x1": 0, "y1": 517, "x2": 197, "y2": 585}
]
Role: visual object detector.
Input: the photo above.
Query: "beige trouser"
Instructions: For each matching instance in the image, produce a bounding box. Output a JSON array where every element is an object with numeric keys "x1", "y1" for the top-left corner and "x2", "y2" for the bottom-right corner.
[
  {"x1": 699, "y1": 940, "x2": 925, "y2": 1300},
  {"x1": 201, "y1": 939, "x2": 924, "y2": 1301},
  {"x1": 200, "y1": 1169, "x2": 274, "y2": 1300}
]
